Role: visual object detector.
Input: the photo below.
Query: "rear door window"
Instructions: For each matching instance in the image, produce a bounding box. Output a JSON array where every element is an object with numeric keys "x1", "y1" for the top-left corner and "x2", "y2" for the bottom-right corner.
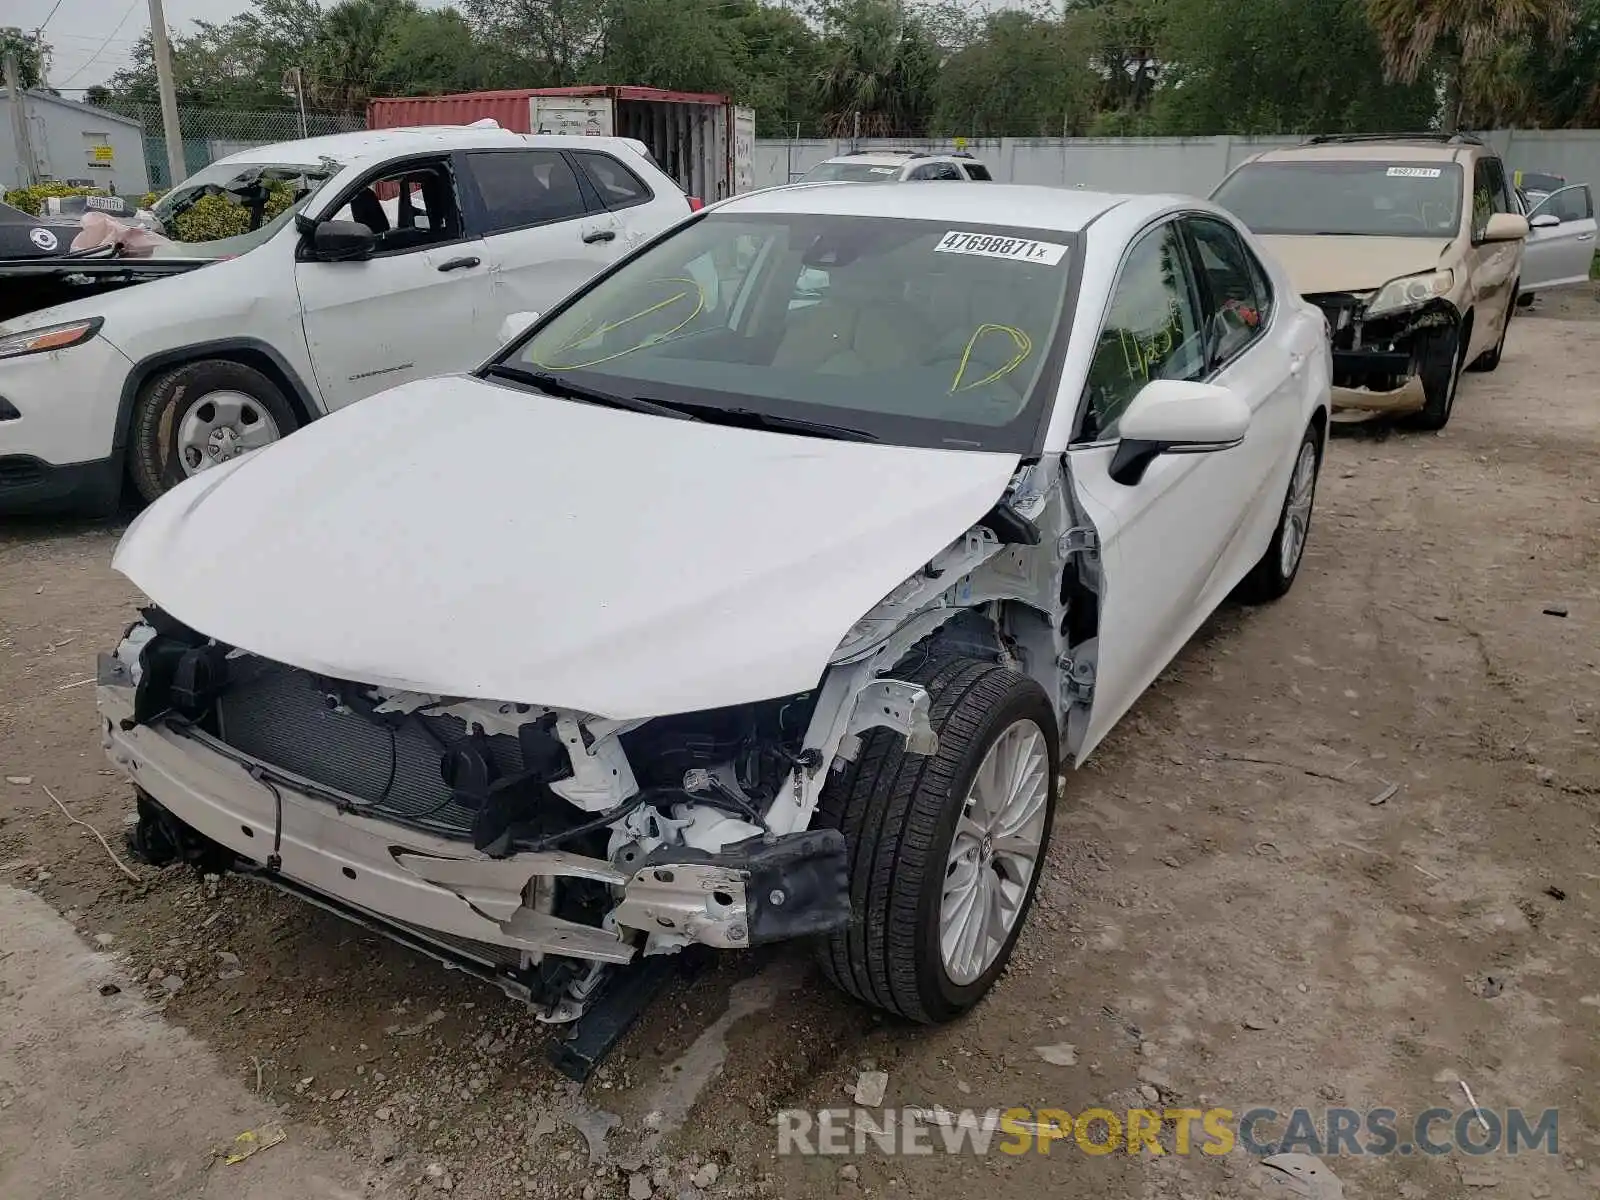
[
  {"x1": 571, "y1": 151, "x2": 654, "y2": 211},
  {"x1": 464, "y1": 150, "x2": 589, "y2": 235}
]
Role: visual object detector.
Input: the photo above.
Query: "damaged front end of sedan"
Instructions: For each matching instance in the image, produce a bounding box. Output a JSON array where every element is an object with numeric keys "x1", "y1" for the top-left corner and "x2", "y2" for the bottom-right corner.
[{"x1": 97, "y1": 456, "x2": 1100, "y2": 1073}]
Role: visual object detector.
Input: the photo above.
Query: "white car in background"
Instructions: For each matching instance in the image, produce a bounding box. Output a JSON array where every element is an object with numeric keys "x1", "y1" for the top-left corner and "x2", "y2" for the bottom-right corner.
[
  {"x1": 99, "y1": 183, "x2": 1329, "y2": 1030},
  {"x1": 0, "y1": 125, "x2": 689, "y2": 515},
  {"x1": 801, "y1": 150, "x2": 994, "y2": 183}
]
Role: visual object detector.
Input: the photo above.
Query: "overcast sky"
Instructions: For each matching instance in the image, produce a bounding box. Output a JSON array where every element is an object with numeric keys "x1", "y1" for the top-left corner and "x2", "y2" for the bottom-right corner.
[{"x1": 20, "y1": 0, "x2": 439, "y2": 92}]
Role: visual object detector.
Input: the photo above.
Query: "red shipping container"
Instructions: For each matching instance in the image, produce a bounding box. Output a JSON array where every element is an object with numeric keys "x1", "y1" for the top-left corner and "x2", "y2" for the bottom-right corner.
[{"x1": 367, "y1": 87, "x2": 756, "y2": 200}]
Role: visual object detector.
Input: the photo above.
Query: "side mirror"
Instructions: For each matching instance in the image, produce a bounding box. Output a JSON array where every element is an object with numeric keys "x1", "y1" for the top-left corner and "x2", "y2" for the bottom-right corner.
[
  {"x1": 497, "y1": 310, "x2": 541, "y2": 345},
  {"x1": 1529, "y1": 212, "x2": 1561, "y2": 230},
  {"x1": 309, "y1": 219, "x2": 375, "y2": 262},
  {"x1": 1110, "y1": 379, "x2": 1251, "y2": 486},
  {"x1": 1481, "y1": 212, "x2": 1530, "y2": 243}
]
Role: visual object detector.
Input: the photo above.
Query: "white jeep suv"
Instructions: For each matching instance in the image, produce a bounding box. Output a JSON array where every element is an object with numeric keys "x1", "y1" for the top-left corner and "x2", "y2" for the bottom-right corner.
[{"x1": 0, "y1": 125, "x2": 689, "y2": 515}]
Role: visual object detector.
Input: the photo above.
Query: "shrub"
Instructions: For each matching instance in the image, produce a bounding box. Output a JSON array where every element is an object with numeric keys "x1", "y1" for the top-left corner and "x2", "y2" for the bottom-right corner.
[
  {"x1": 3, "y1": 182, "x2": 106, "y2": 215},
  {"x1": 161, "y1": 182, "x2": 299, "y2": 242}
]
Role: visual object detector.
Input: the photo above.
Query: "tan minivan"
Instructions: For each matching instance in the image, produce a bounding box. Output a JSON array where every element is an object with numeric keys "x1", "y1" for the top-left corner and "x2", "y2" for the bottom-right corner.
[{"x1": 1211, "y1": 133, "x2": 1528, "y2": 429}]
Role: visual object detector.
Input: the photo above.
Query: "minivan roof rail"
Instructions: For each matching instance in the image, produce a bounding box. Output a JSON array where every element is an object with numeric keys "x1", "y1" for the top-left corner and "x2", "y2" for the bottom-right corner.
[{"x1": 1304, "y1": 131, "x2": 1486, "y2": 147}]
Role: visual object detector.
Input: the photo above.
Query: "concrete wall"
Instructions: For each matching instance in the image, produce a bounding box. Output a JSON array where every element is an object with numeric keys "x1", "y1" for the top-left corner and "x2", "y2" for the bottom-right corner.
[
  {"x1": 752, "y1": 132, "x2": 1600, "y2": 196},
  {"x1": 1, "y1": 92, "x2": 149, "y2": 197}
]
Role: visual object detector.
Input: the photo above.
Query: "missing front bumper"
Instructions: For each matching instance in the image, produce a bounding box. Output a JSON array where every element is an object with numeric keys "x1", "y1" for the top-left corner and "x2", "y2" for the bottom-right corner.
[{"x1": 100, "y1": 679, "x2": 851, "y2": 977}]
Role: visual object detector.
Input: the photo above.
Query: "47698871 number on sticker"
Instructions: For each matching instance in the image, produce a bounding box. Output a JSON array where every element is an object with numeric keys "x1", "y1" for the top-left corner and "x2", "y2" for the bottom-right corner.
[{"x1": 934, "y1": 230, "x2": 1069, "y2": 265}]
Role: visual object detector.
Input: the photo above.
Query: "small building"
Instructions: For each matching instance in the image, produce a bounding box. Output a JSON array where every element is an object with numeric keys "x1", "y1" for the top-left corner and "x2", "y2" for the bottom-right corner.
[{"x1": 1, "y1": 90, "x2": 149, "y2": 197}]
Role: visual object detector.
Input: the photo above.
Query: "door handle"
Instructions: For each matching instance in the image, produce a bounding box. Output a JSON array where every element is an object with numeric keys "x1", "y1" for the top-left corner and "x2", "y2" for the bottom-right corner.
[
  {"x1": 582, "y1": 229, "x2": 617, "y2": 244},
  {"x1": 436, "y1": 256, "x2": 480, "y2": 272},
  {"x1": 1579, "y1": 233, "x2": 1595, "y2": 242}
]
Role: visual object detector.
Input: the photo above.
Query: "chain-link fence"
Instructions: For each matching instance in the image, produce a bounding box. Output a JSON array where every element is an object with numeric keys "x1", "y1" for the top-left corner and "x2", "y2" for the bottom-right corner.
[{"x1": 101, "y1": 103, "x2": 365, "y2": 189}]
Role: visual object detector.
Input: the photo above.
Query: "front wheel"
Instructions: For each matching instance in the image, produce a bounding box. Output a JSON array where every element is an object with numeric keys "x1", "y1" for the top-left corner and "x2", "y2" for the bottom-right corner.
[
  {"x1": 129, "y1": 359, "x2": 299, "y2": 503},
  {"x1": 1407, "y1": 327, "x2": 1464, "y2": 431},
  {"x1": 1235, "y1": 424, "x2": 1321, "y2": 604},
  {"x1": 815, "y1": 657, "x2": 1059, "y2": 1023}
]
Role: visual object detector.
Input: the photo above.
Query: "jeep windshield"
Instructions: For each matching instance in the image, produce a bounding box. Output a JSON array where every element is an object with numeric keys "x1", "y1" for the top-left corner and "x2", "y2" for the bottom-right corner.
[
  {"x1": 492, "y1": 212, "x2": 1076, "y2": 452},
  {"x1": 146, "y1": 161, "x2": 335, "y2": 258},
  {"x1": 1214, "y1": 161, "x2": 1465, "y2": 238}
]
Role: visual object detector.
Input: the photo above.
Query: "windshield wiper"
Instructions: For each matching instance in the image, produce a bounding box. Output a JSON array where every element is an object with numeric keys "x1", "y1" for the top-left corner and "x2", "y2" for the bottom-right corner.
[
  {"x1": 486, "y1": 366, "x2": 877, "y2": 441},
  {"x1": 656, "y1": 402, "x2": 880, "y2": 443},
  {"x1": 484, "y1": 364, "x2": 701, "y2": 422}
]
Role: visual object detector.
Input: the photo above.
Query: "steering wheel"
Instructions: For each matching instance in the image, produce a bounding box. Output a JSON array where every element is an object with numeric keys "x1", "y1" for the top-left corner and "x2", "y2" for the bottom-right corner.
[{"x1": 1381, "y1": 211, "x2": 1429, "y2": 230}]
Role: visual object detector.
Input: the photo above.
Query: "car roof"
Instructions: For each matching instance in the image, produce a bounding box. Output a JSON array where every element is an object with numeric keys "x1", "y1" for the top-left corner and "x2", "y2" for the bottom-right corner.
[
  {"x1": 1252, "y1": 140, "x2": 1473, "y2": 165},
  {"x1": 214, "y1": 126, "x2": 646, "y2": 171},
  {"x1": 713, "y1": 181, "x2": 1131, "y2": 232},
  {"x1": 821, "y1": 151, "x2": 978, "y2": 166}
]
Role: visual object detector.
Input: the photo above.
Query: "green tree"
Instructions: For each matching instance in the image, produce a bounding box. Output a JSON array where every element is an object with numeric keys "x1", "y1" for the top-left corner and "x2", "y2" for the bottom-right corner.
[
  {"x1": 814, "y1": 0, "x2": 940, "y2": 137},
  {"x1": 725, "y1": 0, "x2": 826, "y2": 136},
  {"x1": 461, "y1": 0, "x2": 607, "y2": 86},
  {"x1": 1, "y1": 29, "x2": 47, "y2": 89},
  {"x1": 1519, "y1": 0, "x2": 1600, "y2": 124},
  {"x1": 597, "y1": 0, "x2": 746, "y2": 93},
  {"x1": 1154, "y1": 0, "x2": 1437, "y2": 134},
  {"x1": 934, "y1": 11, "x2": 1096, "y2": 136},
  {"x1": 1066, "y1": 0, "x2": 1165, "y2": 122},
  {"x1": 1365, "y1": 0, "x2": 1576, "y2": 131},
  {"x1": 375, "y1": 7, "x2": 495, "y2": 95}
]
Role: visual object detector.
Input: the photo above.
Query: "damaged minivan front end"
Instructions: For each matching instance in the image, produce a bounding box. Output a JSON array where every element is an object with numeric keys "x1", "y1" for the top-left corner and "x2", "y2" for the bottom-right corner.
[{"x1": 1306, "y1": 272, "x2": 1460, "y2": 417}]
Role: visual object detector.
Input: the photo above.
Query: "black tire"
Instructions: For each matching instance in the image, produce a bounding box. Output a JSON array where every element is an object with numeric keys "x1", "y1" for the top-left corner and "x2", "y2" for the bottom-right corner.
[
  {"x1": 814, "y1": 656, "x2": 1060, "y2": 1023},
  {"x1": 1406, "y1": 325, "x2": 1465, "y2": 431},
  {"x1": 1468, "y1": 292, "x2": 1513, "y2": 372},
  {"x1": 1235, "y1": 422, "x2": 1322, "y2": 604},
  {"x1": 129, "y1": 359, "x2": 299, "y2": 504}
]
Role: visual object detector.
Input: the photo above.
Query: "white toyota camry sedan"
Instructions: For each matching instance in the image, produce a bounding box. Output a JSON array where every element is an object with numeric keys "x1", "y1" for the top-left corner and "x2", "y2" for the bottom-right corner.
[{"x1": 96, "y1": 182, "x2": 1331, "y2": 1033}]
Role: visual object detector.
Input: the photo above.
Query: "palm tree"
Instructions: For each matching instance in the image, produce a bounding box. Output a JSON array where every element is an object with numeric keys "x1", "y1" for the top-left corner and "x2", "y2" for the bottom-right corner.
[
  {"x1": 1365, "y1": 0, "x2": 1574, "y2": 130},
  {"x1": 814, "y1": 0, "x2": 938, "y2": 138}
]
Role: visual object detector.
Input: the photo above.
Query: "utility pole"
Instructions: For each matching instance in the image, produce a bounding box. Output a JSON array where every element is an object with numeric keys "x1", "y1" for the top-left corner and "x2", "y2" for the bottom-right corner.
[
  {"x1": 4, "y1": 49, "x2": 40, "y2": 187},
  {"x1": 285, "y1": 66, "x2": 308, "y2": 139},
  {"x1": 145, "y1": 0, "x2": 186, "y2": 187}
]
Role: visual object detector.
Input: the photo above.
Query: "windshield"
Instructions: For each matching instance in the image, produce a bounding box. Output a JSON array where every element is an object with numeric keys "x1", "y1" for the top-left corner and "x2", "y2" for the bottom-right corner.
[
  {"x1": 801, "y1": 162, "x2": 903, "y2": 183},
  {"x1": 494, "y1": 212, "x2": 1076, "y2": 451},
  {"x1": 1213, "y1": 161, "x2": 1465, "y2": 237},
  {"x1": 147, "y1": 161, "x2": 334, "y2": 258}
]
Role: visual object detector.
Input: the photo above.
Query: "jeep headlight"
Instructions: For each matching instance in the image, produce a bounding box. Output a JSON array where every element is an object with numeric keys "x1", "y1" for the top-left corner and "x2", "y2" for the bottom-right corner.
[
  {"x1": 1365, "y1": 270, "x2": 1454, "y2": 318},
  {"x1": 0, "y1": 317, "x2": 104, "y2": 361}
]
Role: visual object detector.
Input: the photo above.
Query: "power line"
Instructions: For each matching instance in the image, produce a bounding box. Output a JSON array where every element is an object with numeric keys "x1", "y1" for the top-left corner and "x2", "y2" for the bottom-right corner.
[
  {"x1": 37, "y1": 0, "x2": 70, "y2": 34},
  {"x1": 54, "y1": 0, "x2": 142, "y2": 87}
]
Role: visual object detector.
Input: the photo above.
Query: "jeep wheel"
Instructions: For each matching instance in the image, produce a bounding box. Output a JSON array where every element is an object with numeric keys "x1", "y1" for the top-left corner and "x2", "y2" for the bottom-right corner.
[
  {"x1": 815, "y1": 656, "x2": 1059, "y2": 1023},
  {"x1": 1408, "y1": 328, "x2": 1464, "y2": 431},
  {"x1": 130, "y1": 360, "x2": 299, "y2": 503}
]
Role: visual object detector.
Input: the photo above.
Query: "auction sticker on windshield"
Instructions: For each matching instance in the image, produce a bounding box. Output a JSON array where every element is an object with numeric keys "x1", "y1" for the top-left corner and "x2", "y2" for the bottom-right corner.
[
  {"x1": 1386, "y1": 167, "x2": 1443, "y2": 178},
  {"x1": 935, "y1": 231, "x2": 1068, "y2": 265}
]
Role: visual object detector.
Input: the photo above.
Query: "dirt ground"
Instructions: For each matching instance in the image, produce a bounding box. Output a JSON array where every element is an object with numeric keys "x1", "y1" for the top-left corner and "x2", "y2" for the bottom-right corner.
[{"x1": 2, "y1": 292, "x2": 1597, "y2": 1200}]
